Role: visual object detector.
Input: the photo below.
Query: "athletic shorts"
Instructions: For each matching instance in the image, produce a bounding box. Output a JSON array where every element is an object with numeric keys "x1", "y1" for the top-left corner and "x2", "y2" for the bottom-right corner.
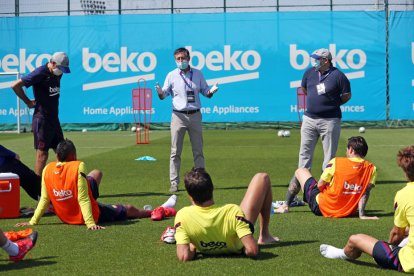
[
  {"x1": 98, "y1": 204, "x2": 127, "y2": 223},
  {"x1": 86, "y1": 176, "x2": 128, "y2": 223},
  {"x1": 32, "y1": 116, "x2": 64, "y2": 151},
  {"x1": 372, "y1": 241, "x2": 404, "y2": 272},
  {"x1": 303, "y1": 177, "x2": 323, "y2": 216}
]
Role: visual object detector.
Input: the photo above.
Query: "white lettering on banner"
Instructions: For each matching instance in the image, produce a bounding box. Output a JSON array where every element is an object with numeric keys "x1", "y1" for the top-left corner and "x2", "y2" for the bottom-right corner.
[
  {"x1": 83, "y1": 106, "x2": 155, "y2": 116},
  {"x1": 8, "y1": 108, "x2": 33, "y2": 116},
  {"x1": 211, "y1": 105, "x2": 260, "y2": 115},
  {"x1": 82, "y1": 47, "x2": 157, "y2": 73},
  {"x1": 186, "y1": 45, "x2": 261, "y2": 71},
  {"x1": 0, "y1": 49, "x2": 51, "y2": 73},
  {"x1": 289, "y1": 105, "x2": 364, "y2": 113},
  {"x1": 411, "y1": 42, "x2": 414, "y2": 64},
  {"x1": 289, "y1": 44, "x2": 367, "y2": 88},
  {"x1": 0, "y1": 109, "x2": 7, "y2": 115}
]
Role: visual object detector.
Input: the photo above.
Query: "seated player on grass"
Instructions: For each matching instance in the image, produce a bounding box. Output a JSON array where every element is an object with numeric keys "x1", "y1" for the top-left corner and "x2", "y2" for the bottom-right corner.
[
  {"x1": 174, "y1": 168, "x2": 279, "y2": 262},
  {"x1": 15, "y1": 139, "x2": 176, "y2": 231},
  {"x1": 320, "y1": 145, "x2": 414, "y2": 273},
  {"x1": 276, "y1": 136, "x2": 378, "y2": 219},
  {"x1": 1, "y1": 228, "x2": 37, "y2": 262}
]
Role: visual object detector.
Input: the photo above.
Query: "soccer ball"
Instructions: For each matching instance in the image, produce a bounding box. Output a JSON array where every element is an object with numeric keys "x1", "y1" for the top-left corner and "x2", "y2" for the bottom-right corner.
[
  {"x1": 277, "y1": 130, "x2": 284, "y2": 137},
  {"x1": 359, "y1": 127, "x2": 366, "y2": 133},
  {"x1": 283, "y1": 130, "x2": 291, "y2": 137},
  {"x1": 131, "y1": 126, "x2": 137, "y2": 132},
  {"x1": 82, "y1": 128, "x2": 87, "y2": 133}
]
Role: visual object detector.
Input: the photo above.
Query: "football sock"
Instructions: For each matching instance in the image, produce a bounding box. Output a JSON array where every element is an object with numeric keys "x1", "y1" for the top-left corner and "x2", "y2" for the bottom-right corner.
[
  {"x1": 320, "y1": 244, "x2": 349, "y2": 260},
  {"x1": 2, "y1": 239, "x2": 19, "y2": 256},
  {"x1": 398, "y1": 237, "x2": 409, "y2": 247},
  {"x1": 162, "y1": 195, "x2": 177, "y2": 208}
]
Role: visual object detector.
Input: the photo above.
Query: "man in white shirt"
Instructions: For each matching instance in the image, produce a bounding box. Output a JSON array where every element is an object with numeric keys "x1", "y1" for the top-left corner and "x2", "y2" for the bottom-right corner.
[{"x1": 156, "y1": 47, "x2": 218, "y2": 193}]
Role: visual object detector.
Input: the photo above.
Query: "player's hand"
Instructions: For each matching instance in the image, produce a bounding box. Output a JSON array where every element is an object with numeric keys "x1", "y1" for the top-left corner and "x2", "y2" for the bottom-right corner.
[
  {"x1": 27, "y1": 100, "x2": 36, "y2": 108},
  {"x1": 15, "y1": 154, "x2": 20, "y2": 160},
  {"x1": 15, "y1": 222, "x2": 32, "y2": 227},
  {"x1": 359, "y1": 215, "x2": 379, "y2": 220},
  {"x1": 88, "y1": 225, "x2": 106, "y2": 230},
  {"x1": 155, "y1": 82, "x2": 163, "y2": 95},
  {"x1": 208, "y1": 82, "x2": 219, "y2": 96}
]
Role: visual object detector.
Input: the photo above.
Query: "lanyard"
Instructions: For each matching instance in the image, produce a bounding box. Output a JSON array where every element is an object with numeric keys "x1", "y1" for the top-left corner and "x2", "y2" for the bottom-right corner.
[
  {"x1": 319, "y1": 67, "x2": 333, "y2": 83},
  {"x1": 179, "y1": 70, "x2": 193, "y2": 90}
]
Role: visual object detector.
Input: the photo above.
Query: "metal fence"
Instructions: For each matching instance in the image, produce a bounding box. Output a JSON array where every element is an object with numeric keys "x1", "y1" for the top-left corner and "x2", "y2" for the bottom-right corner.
[{"x1": 0, "y1": 0, "x2": 413, "y2": 16}]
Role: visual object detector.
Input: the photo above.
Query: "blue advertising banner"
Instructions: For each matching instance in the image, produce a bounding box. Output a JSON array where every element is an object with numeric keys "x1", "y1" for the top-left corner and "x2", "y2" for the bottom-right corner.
[
  {"x1": 389, "y1": 11, "x2": 414, "y2": 120},
  {"x1": 0, "y1": 11, "x2": 386, "y2": 123}
]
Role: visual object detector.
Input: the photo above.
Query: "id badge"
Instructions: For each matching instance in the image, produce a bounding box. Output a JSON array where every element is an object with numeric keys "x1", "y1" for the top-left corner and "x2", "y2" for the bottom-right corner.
[
  {"x1": 316, "y1": 83, "x2": 326, "y2": 95},
  {"x1": 187, "y1": 90, "x2": 195, "y2": 103}
]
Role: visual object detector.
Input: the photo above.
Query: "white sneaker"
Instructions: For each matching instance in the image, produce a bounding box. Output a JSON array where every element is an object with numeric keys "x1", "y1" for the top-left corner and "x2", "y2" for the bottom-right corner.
[
  {"x1": 161, "y1": 227, "x2": 176, "y2": 244},
  {"x1": 162, "y1": 195, "x2": 177, "y2": 208}
]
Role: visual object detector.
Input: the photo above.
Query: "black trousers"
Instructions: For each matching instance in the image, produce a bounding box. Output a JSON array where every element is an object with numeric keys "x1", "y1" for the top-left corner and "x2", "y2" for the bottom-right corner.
[{"x1": 0, "y1": 158, "x2": 41, "y2": 201}]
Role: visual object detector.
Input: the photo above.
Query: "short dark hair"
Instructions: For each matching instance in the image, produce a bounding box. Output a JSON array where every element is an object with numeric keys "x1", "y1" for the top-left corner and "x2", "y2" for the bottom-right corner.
[
  {"x1": 397, "y1": 146, "x2": 414, "y2": 182},
  {"x1": 184, "y1": 168, "x2": 213, "y2": 204},
  {"x1": 56, "y1": 139, "x2": 76, "y2": 162},
  {"x1": 347, "y1": 136, "x2": 368, "y2": 157},
  {"x1": 173, "y1": 47, "x2": 190, "y2": 58}
]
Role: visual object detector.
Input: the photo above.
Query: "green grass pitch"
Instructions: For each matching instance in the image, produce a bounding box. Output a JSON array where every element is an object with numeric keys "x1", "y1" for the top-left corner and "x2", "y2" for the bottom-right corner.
[{"x1": 0, "y1": 128, "x2": 411, "y2": 275}]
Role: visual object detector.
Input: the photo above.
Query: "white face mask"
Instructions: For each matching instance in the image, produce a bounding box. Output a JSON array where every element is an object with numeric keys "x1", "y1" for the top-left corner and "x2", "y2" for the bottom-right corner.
[
  {"x1": 176, "y1": 60, "x2": 189, "y2": 70},
  {"x1": 311, "y1": 58, "x2": 322, "y2": 71},
  {"x1": 52, "y1": 67, "x2": 63, "y2": 76}
]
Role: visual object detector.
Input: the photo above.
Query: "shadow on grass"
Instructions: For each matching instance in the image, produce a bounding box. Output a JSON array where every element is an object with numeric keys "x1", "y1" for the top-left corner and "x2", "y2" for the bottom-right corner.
[
  {"x1": 100, "y1": 192, "x2": 173, "y2": 198},
  {"x1": 366, "y1": 210, "x2": 394, "y2": 218},
  {"x1": 259, "y1": 240, "x2": 317, "y2": 249},
  {"x1": 195, "y1": 251, "x2": 277, "y2": 261},
  {"x1": 346, "y1": 258, "x2": 378, "y2": 268},
  {"x1": 376, "y1": 180, "x2": 406, "y2": 185},
  {"x1": 215, "y1": 186, "x2": 248, "y2": 191},
  {"x1": 0, "y1": 256, "x2": 57, "y2": 271}
]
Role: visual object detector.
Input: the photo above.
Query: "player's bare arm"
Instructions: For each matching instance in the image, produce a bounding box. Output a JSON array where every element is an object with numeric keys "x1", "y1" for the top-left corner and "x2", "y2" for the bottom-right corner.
[
  {"x1": 176, "y1": 243, "x2": 196, "y2": 262},
  {"x1": 240, "y1": 234, "x2": 258, "y2": 257},
  {"x1": 358, "y1": 184, "x2": 378, "y2": 220},
  {"x1": 11, "y1": 79, "x2": 35, "y2": 108},
  {"x1": 340, "y1": 92, "x2": 351, "y2": 104},
  {"x1": 388, "y1": 225, "x2": 406, "y2": 245},
  {"x1": 317, "y1": 179, "x2": 328, "y2": 191}
]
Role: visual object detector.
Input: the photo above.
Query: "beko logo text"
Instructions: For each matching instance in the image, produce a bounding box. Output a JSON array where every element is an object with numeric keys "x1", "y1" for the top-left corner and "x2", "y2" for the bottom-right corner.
[
  {"x1": 290, "y1": 44, "x2": 367, "y2": 70},
  {"x1": 0, "y1": 49, "x2": 51, "y2": 73},
  {"x1": 53, "y1": 189, "x2": 73, "y2": 201},
  {"x1": 187, "y1": 45, "x2": 261, "y2": 71},
  {"x1": 82, "y1": 47, "x2": 157, "y2": 73}
]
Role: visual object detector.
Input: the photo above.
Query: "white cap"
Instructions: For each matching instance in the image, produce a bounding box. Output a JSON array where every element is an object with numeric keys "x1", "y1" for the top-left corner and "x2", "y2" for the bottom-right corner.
[
  {"x1": 310, "y1": 48, "x2": 332, "y2": 60},
  {"x1": 51, "y1": 52, "x2": 71, "y2": 73}
]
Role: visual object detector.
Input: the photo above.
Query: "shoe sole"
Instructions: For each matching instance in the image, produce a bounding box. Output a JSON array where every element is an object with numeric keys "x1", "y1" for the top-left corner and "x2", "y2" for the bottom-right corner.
[{"x1": 30, "y1": 231, "x2": 38, "y2": 248}]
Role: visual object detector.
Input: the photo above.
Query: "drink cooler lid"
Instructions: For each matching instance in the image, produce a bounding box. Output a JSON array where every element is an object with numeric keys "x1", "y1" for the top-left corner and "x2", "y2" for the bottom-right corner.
[{"x1": 0, "y1": 173, "x2": 19, "y2": 179}]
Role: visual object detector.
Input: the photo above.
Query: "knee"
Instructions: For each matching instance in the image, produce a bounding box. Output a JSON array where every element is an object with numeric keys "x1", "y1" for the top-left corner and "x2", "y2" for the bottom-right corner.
[
  {"x1": 37, "y1": 151, "x2": 48, "y2": 161},
  {"x1": 348, "y1": 234, "x2": 362, "y2": 247},
  {"x1": 295, "y1": 168, "x2": 309, "y2": 179},
  {"x1": 255, "y1": 172, "x2": 270, "y2": 185}
]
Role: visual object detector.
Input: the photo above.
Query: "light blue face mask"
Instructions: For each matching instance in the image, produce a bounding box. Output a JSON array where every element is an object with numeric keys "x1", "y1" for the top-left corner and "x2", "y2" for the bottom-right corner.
[
  {"x1": 176, "y1": 60, "x2": 189, "y2": 70},
  {"x1": 311, "y1": 58, "x2": 321, "y2": 71}
]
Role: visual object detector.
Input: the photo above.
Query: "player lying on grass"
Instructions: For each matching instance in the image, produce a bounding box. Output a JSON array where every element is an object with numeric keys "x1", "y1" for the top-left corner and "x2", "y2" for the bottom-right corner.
[
  {"x1": 15, "y1": 139, "x2": 176, "y2": 231},
  {"x1": 1, "y1": 228, "x2": 38, "y2": 262},
  {"x1": 320, "y1": 145, "x2": 414, "y2": 273},
  {"x1": 276, "y1": 136, "x2": 378, "y2": 219},
  {"x1": 174, "y1": 168, "x2": 279, "y2": 262}
]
